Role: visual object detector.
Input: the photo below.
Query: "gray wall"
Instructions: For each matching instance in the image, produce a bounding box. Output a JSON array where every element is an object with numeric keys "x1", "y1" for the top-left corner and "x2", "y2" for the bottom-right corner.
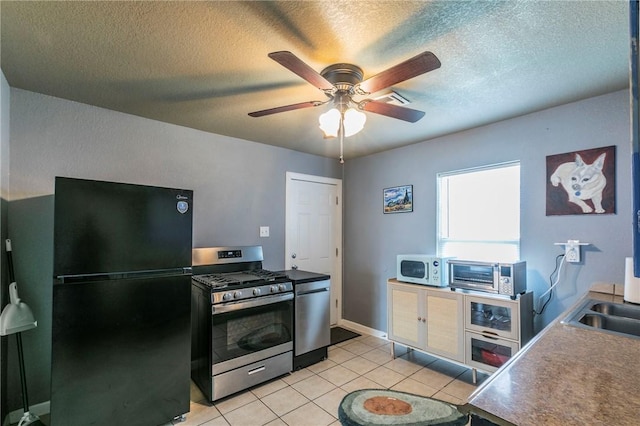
[
  {"x1": 343, "y1": 89, "x2": 631, "y2": 334},
  {"x1": 3, "y1": 85, "x2": 633, "y2": 414},
  {"x1": 5, "y1": 88, "x2": 342, "y2": 411},
  {"x1": 1, "y1": 70, "x2": 10, "y2": 424}
]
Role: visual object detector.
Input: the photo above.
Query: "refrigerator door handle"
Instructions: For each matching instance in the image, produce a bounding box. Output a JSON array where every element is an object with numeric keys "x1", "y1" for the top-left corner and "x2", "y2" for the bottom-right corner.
[{"x1": 55, "y1": 267, "x2": 192, "y2": 284}]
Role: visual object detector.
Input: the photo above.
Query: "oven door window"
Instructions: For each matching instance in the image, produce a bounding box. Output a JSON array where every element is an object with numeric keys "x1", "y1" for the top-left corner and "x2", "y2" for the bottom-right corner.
[
  {"x1": 451, "y1": 264, "x2": 494, "y2": 284},
  {"x1": 212, "y1": 299, "x2": 293, "y2": 364}
]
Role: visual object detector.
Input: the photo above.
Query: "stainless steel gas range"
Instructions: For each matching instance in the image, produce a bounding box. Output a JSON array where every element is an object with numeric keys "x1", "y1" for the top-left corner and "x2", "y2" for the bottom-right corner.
[{"x1": 190, "y1": 246, "x2": 293, "y2": 402}]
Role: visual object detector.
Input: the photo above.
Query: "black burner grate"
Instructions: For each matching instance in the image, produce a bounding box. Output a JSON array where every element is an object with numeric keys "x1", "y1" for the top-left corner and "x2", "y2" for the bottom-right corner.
[
  {"x1": 193, "y1": 269, "x2": 287, "y2": 289},
  {"x1": 192, "y1": 274, "x2": 241, "y2": 287},
  {"x1": 250, "y1": 269, "x2": 287, "y2": 281}
]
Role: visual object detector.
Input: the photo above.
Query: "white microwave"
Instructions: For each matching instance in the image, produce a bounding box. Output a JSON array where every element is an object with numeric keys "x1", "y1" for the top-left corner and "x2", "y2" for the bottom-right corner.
[{"x1": 396, "y1": 255, "x2": 452, "y2": 287}]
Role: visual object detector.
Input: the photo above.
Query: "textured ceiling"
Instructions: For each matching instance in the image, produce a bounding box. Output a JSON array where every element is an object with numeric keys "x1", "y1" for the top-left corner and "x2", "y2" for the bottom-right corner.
[{"x1": 0, "y1": 1, "x2": 630, "y2": 161}]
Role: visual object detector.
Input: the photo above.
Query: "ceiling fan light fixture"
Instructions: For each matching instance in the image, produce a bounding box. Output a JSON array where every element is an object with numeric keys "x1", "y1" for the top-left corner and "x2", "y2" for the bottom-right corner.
[
  {"x1": 319, "y1": 108, "x2": 341, "y2": 138},
  {"x1": 319, "y1": 107, "x2": 366, "y2": 139},
  {"x1": 343, "y1": 108, "x2": 366, "y2": 137}
]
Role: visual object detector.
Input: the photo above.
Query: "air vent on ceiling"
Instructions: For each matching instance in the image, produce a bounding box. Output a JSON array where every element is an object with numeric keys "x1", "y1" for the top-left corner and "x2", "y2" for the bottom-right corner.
[{"x1": 374, "y1": 91, "x2": 410, "y2": 106}]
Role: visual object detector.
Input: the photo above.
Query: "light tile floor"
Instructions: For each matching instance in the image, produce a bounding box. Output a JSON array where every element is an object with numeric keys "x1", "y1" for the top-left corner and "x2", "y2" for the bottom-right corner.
[{"x1": 170, "y1": 332, "x2": 488, "y2": 426}]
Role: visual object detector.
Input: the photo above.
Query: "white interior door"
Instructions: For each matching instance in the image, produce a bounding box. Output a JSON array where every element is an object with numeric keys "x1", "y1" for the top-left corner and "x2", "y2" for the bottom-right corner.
[{"x1": 286, "y1": 172, "x2": 342, "y2": 325}]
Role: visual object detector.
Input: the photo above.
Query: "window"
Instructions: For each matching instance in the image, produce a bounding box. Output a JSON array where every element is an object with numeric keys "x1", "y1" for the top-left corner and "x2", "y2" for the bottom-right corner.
[{"x1": 437, "y1": 162, "x2": 520, "y2": 262}]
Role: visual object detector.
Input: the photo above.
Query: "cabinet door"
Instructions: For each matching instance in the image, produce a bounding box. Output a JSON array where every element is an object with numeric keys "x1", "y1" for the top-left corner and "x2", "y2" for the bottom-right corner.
[
  {"x1": 425, "y1": 290, "x2": 464, "y2": 362},
  {"x1": 465, "y1": 295, "x2": 520, "y2": 341},
  {"x1": 388, "y1": 283, "x2": 425, "y2": 349}
]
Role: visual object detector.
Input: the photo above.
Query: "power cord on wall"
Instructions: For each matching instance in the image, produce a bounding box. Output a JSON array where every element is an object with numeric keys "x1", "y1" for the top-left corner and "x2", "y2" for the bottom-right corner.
[{"x1": 534, "y1": 254, "x2": 566, "y2": 316}]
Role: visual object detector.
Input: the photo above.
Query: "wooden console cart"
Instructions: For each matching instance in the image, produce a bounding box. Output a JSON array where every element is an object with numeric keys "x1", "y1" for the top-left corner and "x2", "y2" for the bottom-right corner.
[{"x1": 387, "y1": 279, "x2": 533, "y2": 382}]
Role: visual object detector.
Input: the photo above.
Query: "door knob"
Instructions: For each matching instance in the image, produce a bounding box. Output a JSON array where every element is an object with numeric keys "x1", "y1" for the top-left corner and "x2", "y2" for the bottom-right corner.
[
  {"x1": 291, "y1": 253, "x2": 297, "y2": 259},
  {"x1": 292, "y1": 265, "x2": 298, "y2": 270}
]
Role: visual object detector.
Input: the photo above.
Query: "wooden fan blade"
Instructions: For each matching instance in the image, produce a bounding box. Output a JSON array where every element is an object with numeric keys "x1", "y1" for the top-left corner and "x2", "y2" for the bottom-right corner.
[
  {"x1": 248, "y1": 101, "x2": 324, "y2": 117},
  {"x1": 268, "y1": 51, "x2": 335, "y2": 92},
  {"x1": 360, "y1": 100, "x2": 426, "y2": 123},
  {"x1": 357, "y1": 51, "x2": 441, "y2": 95}
]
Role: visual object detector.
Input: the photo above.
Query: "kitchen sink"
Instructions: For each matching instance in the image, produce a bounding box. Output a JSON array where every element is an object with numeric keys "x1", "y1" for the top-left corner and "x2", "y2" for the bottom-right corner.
[
  {"x1": 562, "y1": 298, "x2": 640, "y2": 339},
  {"x1": 589, "y1": 302, "x2": 640, "y2": 320},
  {"x1": 577, "y1": 314, "x2": 640, "y2": 337}
]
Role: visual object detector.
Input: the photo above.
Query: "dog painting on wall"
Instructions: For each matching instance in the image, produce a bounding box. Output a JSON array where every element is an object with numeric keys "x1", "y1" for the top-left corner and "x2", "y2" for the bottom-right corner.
[{"x1": 546, "y1": 146, "x2": 616, "y2": 216}]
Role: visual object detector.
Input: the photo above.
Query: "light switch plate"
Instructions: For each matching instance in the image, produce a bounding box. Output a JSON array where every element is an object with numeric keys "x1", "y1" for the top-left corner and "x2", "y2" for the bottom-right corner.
[{"x1": 259, "y1": 226, "x2": 269, "y2": 237}]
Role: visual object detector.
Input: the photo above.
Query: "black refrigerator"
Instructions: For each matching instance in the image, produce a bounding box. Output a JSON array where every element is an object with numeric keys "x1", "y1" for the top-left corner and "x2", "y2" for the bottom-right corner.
[{"x1": 51, "y1": 177, "x2": 193, "y2": 426}]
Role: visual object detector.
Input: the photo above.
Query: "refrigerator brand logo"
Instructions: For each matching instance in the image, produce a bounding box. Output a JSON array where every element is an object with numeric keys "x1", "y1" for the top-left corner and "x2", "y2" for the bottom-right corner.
[
  {"x1": 177, "y1": 201, "x2": 189, "y2": 214},
  {"x1": 176, "y1": 195, "x2": 189, "y2": 200}
]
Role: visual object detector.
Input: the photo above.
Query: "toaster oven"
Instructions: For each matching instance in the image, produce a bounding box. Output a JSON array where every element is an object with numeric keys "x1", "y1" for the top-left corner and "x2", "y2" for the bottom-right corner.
[{"x1": 448, "y1": 260, "x2": 526, "y2": 298}]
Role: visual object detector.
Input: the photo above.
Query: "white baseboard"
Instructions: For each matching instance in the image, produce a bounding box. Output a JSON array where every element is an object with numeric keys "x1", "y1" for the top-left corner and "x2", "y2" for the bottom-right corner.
[
  {"x1": 337, "y1": 319, "x2": 387, "y2": 340},
  {"x1": 7, "y1": 401, "x2": 49, "y2": 425}
]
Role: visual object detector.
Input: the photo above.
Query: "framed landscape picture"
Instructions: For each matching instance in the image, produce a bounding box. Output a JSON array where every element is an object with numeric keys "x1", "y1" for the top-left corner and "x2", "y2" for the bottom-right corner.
[{"x1": 384, "y1": 185, "x2": 413, "y2": 214}]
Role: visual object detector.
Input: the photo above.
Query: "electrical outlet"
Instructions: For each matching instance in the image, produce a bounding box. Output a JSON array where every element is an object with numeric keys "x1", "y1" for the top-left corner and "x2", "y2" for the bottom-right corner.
[
  {"x1": 554, "y1": 240, "x2": 590, "y2": 263},
  {"x1": 565, "y1": 240, "x2": 580, "y2": 262},
  {"x1": 259, "y1": 226, "x2": 269, "y2": 238}
]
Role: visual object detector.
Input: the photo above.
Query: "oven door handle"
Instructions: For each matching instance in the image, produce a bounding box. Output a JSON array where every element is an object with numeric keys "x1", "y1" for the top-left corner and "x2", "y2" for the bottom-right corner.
[{"x1": 212, "y1": 293, "x2": 293, "y2": 315}]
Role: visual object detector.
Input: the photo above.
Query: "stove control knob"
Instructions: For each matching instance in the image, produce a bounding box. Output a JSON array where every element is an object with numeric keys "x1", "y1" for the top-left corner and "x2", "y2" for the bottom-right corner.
[
  {"x1": 222, "y1": 292, "x2": 233, "y2": 301},
  {"x1": 270, "y1": 285, "x2": 278, "y2": 293},
  {"x1": 278, "y1": 284, "x2": 286, "y2": 292},
  {"x1": 253, "y1": 288, "x2": 261, "y2": 296},
  {"x1": 233, "y1": 291, "x2": 242, "y2": 299}
]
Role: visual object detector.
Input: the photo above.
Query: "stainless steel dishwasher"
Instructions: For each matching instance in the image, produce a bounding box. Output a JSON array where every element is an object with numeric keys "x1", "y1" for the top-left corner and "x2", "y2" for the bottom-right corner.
[{"x1": 289, "y1": 272, "x2": 331, "y2": 369}]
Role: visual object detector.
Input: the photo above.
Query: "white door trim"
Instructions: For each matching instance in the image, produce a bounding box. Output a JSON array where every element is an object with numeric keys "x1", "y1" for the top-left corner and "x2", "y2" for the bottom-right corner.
[{"x1": 285, "y1": 172, "x2": 343, "y2": 325}]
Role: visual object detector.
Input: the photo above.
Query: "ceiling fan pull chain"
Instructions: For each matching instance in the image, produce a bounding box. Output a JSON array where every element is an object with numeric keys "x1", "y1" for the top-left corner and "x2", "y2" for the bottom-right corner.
[{"x1": 339, "y1": 115, "x2": 345, "y2": 164}]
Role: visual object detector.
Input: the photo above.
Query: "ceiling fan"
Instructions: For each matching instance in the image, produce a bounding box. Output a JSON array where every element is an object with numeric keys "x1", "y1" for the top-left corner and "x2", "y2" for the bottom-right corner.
[
  {"x1": 248, "y1": 50, "x2": 441, "y2": 162},
  {"x1": 249, "y1": 50, "x2": 441, "y2": 121}
]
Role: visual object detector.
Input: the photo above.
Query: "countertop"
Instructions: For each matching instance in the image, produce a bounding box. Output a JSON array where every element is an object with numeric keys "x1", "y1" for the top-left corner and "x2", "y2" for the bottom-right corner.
[
  {"x1": 464, "y1": 290, "x2": 640, "y2": 425},
  {"x1": 280, "y1": 269, "x2": 330, "y2": 284}
]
